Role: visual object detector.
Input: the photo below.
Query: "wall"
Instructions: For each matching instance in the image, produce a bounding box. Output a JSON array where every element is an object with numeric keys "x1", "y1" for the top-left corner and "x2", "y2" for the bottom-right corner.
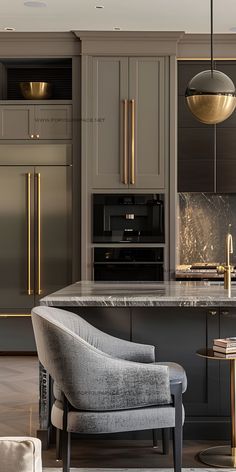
[{"x1": 178, "y1": 193, "x2": 236, "y2": 265}]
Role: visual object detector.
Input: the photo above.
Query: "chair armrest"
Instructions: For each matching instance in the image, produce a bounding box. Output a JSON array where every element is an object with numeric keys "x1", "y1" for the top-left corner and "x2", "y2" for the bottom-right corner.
[{"x1": 64, "y1": 349, "x2": 171, "y2": 411}]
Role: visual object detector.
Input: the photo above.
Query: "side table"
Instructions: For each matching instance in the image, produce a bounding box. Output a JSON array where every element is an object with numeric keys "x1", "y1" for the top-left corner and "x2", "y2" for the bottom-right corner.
[{"x1": 197, "y1": 348, "x2": 236, "y2": 468}]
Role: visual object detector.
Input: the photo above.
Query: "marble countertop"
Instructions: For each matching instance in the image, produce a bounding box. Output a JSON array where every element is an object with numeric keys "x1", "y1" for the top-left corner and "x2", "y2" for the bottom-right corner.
[{"x1": 40, "y1": 281, "x2": 236, "y2": 307}]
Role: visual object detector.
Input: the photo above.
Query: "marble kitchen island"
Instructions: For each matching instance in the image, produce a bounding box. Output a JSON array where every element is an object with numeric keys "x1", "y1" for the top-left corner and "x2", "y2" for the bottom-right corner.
[{"x1": 38, "y1": 281, "x2": 236, "y2": 446}]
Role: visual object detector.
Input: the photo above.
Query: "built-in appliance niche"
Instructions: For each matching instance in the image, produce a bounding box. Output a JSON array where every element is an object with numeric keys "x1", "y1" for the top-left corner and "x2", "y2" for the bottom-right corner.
[
  {"x1": 92, "y1": 193, "x2": 165, "y2": 282},
  {"x1": 93, "y1": 194, "x2": 165, "y2": 243},
  {"x1": 178, "y1": 193, "x2": 236, "y2": 265}
]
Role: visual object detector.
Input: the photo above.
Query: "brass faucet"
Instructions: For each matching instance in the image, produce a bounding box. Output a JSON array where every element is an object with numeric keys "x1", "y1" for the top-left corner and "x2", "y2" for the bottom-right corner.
[{"x1": 218, "y1": 225, "x2": 234, "y2": 292}]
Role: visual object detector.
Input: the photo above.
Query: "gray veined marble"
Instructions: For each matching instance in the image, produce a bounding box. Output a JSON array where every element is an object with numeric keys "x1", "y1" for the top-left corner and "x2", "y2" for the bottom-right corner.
[
  {"x1": 178, "y1": 193, "x2": 236, "y2": 265},
  {"x1": 40, "y1": 281, "x2": 236, "y2": 308}
]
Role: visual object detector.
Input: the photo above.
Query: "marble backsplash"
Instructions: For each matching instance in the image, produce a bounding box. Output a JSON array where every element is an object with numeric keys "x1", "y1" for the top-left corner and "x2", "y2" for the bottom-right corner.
[{"x1": 178, "y1": 193, "x2": 236, "y2": 265}]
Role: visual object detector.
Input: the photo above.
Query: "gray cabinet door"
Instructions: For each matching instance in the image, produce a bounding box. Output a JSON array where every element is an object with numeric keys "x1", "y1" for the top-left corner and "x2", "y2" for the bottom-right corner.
[
  {"x1": 0, "y1": 105, "x2": 72, "y2": 140},
  {"x1": 34, "y1": 105, "x2": 72, "y2": 140},
  {"x1": 0, "y1": 106, "x2": 34, "y2": 139},
  {"x1": 129, "y1": 57, "x2": 166, "y2": 189},
  {"x1": 91, "y1": 57, "x2": 129, "y2": 189},
  {"x1": 0, "y1": 167, "x2": 34, "y2": 309},
  {"x1": 132, "y1": 307, "x2": 220, "y2": 417},
  {"x1": 34, "y1": 166, "x2": 72, "y2": 304}
]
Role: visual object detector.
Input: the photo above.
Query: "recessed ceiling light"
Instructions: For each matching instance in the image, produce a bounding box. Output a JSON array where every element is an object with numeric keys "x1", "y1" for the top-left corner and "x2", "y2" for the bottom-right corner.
[
  {"x1": 95, "y1": 5, "x2": 104, "y2": 9},
  {"x1": 113, "y1": 27, "x2": 121, "y2": 31},
  {"x1": 4, "y1": 27, "x2": 16, "y2": 31},
  {"x1": 24, "y1": 1, "x2": 47, "y2": 7}
]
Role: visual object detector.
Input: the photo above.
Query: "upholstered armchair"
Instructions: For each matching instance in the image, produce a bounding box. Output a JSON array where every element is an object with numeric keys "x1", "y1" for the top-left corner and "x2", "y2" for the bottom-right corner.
[{"x1": 32, "y1": 306, "x2": 187, "y2": 472}]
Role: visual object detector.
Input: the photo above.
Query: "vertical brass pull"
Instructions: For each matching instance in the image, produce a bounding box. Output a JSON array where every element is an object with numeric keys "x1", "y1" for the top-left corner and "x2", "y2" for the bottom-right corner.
[
  {"x1": 130, "y1": 99, "x2": 135, "y2": 185},
  {"x1": 37, "y1": 173, "x2": 42, "y2": 295},
  {"x1": 123, "y1": 100, "x2": 128, "y2": 184},
  {"x1": 27, "y1": 173, "x2": 32, "y2": 295}
]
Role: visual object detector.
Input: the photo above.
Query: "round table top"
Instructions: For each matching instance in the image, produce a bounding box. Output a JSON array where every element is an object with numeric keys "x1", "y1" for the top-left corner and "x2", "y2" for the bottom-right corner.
[{"x1": 197, "y1": 348, "x2": 236, "y2": 361}]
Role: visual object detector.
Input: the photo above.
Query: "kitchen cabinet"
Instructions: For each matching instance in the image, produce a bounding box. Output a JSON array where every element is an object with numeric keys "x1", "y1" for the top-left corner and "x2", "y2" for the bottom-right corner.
[
  {"x1": 0, "y1": 104, "x2": 72, "y2": 140},
  {"x1": 131, "y1": 307, "x2": 220, "y2": 418},
  {"x1": 0, "y1": 164, "x2": 72, "y2": 351},
  {"x1": 178, "y1": 60, "x2": 236, "y2": 193},
  {"x1": 219, "y1": 308, "x2": 236, "y2": 417},
  {"x1": 89, "y1": 56, "x2": 167, "y2": 190}
]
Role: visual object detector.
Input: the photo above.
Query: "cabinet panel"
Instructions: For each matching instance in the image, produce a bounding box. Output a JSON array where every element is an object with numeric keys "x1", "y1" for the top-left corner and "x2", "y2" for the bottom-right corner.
[
  {"x1": 0, "y1": 317, "x2": 35, "y2": 352},
  {"x1": 129, "y1": 57, "x2": 166, "y2": 189},
  {"x1": 219, "y1": 308, "x2": 236, "y2": 416},
  {"x1": 178, "y1": 128, "x2": 214, "y2": 192},
  {"x1": 0, "y1": 167, "x2": 34, "y2": 309},
  {"x1": 217, "y1": 129, "x2": 236, "y2": 192},
  {"x1": 132, "y1": 307, "x2": 220, "y2": 416},
  {"x1": 34, "y1": 105, "x2": 72, "y2": 140},
  {"x1": 72, "y1": 307, "x2": 130, "y2": 341},
  {"x1": 91, "y1": 57, "x2": 129, "y2": 189},
  {"x1": 34, "y1": 166, "x2": 72, "y2": 303},
  {"x1": 0, "y1": 106, "x2": 33, "y2": 139}
]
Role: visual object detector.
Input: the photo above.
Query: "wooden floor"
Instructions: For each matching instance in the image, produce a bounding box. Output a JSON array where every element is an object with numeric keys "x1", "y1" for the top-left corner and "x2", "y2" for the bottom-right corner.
[{"x1": 0, "y1": 356, "x2": 224, "y2": 468}]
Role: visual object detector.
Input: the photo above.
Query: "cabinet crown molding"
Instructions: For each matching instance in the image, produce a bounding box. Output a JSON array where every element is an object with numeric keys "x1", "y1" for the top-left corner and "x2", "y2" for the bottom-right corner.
[
  {"x1": 178, "y1": 33, "x2": 236, "y2": 59},
  {"x1": 74, "y1": 30, "x2": 185, "y2": 56},
  {"x1": 0, "y1": 32, "x2": 80, "y2": 56}
]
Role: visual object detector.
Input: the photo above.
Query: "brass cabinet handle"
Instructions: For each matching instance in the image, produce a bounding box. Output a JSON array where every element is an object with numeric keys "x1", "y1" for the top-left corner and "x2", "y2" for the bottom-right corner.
[
  {"x1": 208, "y1": 310, "x2": 217, "y2": 316},
  {"x1": 123, "y1": 100, "x2": 128, "y2": 184},
  {"x1": 37, "y1": 173, "x2": 42, "y2": 295},
  {"x1": 27, "y1": 173, "x2": 33, "y2": 295},
  {"x1": 130, "y1": 99, "x2": 135, "y2": 185}
]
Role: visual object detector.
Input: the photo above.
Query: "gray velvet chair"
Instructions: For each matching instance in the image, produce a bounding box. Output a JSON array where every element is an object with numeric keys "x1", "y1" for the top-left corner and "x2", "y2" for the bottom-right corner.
[{"x1": 32, "y1": 306, "x2": 187, "y2": 472}]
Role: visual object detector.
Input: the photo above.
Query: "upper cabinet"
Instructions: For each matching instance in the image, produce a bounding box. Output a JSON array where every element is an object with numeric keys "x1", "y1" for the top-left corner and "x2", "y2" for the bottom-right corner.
[
  {"x1": 178, "y1": 60, "x2": 236, "y2": 193},
  {"x1": 0, "y1": 104, "x2": 72, "y2": 140},
  {"x1": 88, "y1": 56, "x2": 168, "y2": 190}
]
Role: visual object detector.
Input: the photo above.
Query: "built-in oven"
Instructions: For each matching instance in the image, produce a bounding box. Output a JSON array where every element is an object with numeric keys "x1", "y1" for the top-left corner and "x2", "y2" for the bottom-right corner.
[
  {"x1": 93, "y1": 248, "x2": 164, "y2": 282},
  {"x1": 93, "y1": 194, "x2": 164, "y2": 243}
]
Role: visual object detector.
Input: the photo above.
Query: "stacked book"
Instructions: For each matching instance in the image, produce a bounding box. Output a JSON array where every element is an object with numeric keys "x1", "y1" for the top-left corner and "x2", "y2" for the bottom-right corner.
[{"x1": 213, "y1": 338, "x2": 236, "y2": 358}]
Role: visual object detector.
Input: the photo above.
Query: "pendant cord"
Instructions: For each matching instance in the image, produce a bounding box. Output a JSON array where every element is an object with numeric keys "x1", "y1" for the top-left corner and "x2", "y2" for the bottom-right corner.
[{"x1": 211, "y1": 0, "x2": 214, "y2": 75}]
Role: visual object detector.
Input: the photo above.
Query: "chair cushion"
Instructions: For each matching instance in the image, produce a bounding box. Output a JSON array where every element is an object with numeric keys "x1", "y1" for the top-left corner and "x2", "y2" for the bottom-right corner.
[
  {"x1": 52, "y1": 401, "x2": 185, "y2": 433},
  {"x1": 155, "y1": 362, "x2": 187, "y2": 393},
  {"x1": 0, "y1": 437, "x2": 42, "y2": 472}
]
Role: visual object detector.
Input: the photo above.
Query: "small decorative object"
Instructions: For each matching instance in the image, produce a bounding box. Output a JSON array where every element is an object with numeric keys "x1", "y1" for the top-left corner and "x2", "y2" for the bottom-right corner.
[
  {"x1": 20, "y1": 81, "x2": 52, "y2": 99},
  {"x1": 185, "y1": 0, "x2": 236, "y2": 124}
]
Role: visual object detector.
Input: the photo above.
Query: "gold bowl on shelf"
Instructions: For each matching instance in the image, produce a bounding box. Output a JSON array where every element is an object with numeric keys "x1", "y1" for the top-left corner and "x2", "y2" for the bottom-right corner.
[{"x1": 19, "y1": 82, "x2": 52, "y2": 99}]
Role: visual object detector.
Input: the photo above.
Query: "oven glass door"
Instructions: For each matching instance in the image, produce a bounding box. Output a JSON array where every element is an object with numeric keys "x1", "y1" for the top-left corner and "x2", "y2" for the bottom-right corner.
[{"x1": 94, "y1": 263, "x2": 164, "y2": 282}]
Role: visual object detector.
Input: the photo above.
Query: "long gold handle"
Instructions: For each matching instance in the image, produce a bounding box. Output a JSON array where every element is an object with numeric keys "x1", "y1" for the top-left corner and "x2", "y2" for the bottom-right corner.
[
  {"x1": 37, "y1": 173, "x2": 42, "y2": 295},
  {"x1": 123, "y1": 100, "x2": 128, "y2": 184},
  {"x1": 27, "y1": 173, "x2": 32, "y2": 295},
  {"x1": 130, "y1": 99, "x2": 135, "y2": 185}
]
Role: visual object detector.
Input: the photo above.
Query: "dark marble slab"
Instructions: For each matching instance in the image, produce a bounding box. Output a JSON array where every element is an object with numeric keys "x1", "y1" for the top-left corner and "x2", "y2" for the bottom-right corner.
[
  {"x1": 40, "y1": 281, "x2": 236, "y2": 307},
  {"x1": 178, "y1": 193, "x2": 236, "y2": 265}
]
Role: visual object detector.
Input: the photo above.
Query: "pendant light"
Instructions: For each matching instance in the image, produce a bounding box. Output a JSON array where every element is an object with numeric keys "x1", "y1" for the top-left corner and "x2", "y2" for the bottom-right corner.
[{"x1": 185, "y1": 0, "x2": 236, "y2": 125}]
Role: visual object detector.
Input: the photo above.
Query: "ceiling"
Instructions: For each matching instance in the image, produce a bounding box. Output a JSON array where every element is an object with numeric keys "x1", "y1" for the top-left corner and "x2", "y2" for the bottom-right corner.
[{"x1": 1, "y1": 0, "x2": 236, "y2": 33}]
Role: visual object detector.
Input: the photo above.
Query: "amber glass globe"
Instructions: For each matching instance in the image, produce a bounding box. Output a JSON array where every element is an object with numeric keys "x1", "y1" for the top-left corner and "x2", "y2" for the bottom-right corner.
[{"x1": 185, "y1": 70, "x2": 236, "y2": 124}]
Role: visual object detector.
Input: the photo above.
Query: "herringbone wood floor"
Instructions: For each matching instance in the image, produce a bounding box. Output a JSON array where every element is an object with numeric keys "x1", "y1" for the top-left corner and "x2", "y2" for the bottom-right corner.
[
  {"x1": 0, "y1": 356, "x2": 39, "y2": 436},
  {"x1": 0, "y1": 356, "x2": 224, "y2": 468}
]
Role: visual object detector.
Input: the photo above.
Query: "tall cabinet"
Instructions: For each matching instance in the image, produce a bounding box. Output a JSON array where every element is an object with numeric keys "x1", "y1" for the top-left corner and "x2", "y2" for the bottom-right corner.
[
  {"x1": 78, "y1": 31, "x2": 181, "y2": 280},
  {"x1": 0, "y1": 144, "x2": 72, "y2": 352}
]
